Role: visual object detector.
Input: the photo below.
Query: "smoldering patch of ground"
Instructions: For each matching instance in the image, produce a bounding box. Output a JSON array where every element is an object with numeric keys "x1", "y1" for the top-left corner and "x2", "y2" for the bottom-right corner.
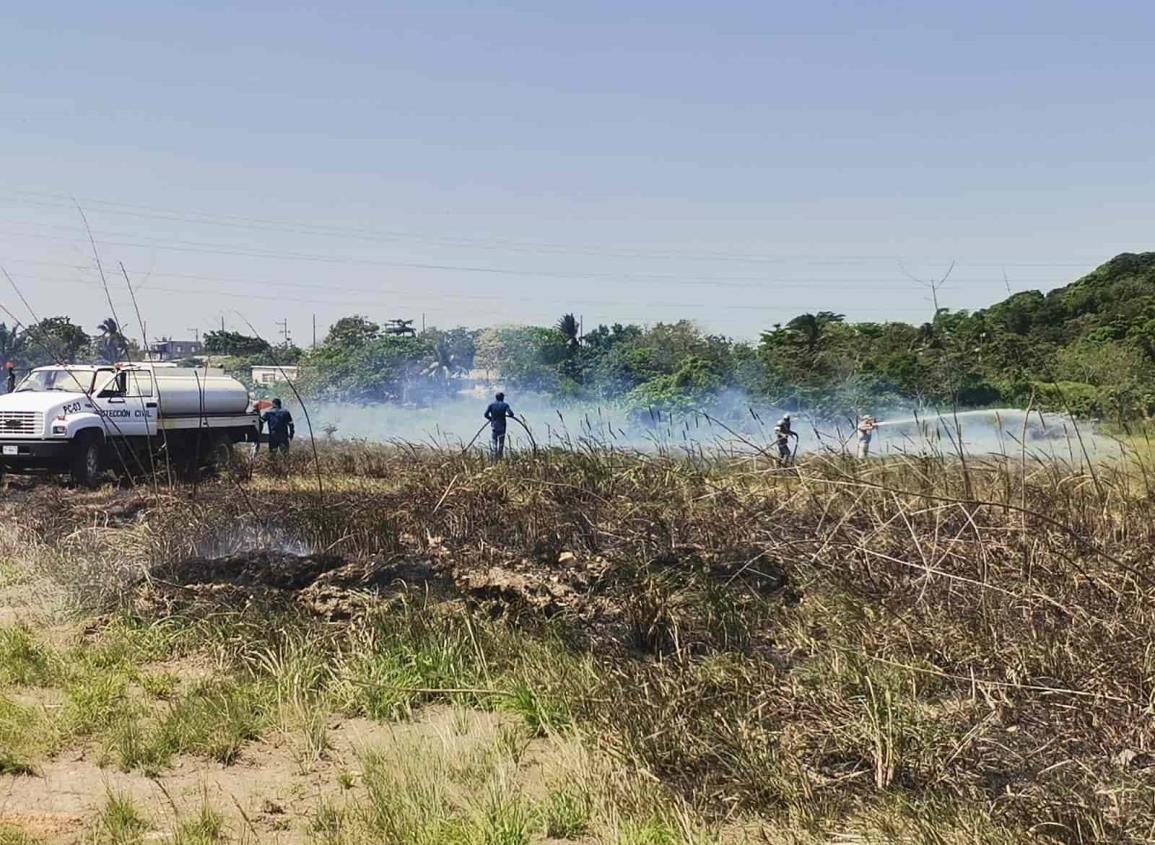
[
  {"x1": 1, "y1": 477, "x2": 795, "y2": 657},
  {"x1": 133, "y1": 537, "x2": 789, "y2": 657}
]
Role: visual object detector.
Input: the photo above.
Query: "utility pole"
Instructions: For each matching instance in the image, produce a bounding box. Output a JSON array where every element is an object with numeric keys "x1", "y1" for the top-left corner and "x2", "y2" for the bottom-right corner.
[
  {"x1": 900, "y1": 260, "x2": 956, "y2": 319},
  {"x1": 187, "y1": 328, "x2": 200, "y2": 344},
  {"x1": 276, "y1": 318, "x2": 290, "y2": 346},
  {"x1": 220, "y1": 316, "x2": 225, "y2": 333},
  {"x1": 312, "y1": 314, "x2": 317, "y2": 348},
  {"x1": 421, "y1": 312, "x2": 426, "y2": 334}
]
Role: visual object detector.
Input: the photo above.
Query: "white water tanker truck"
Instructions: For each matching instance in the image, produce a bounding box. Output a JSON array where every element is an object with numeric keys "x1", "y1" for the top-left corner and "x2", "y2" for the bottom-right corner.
[{"x1": 0, "y1": 363, "x2": 261, "y2": 486}]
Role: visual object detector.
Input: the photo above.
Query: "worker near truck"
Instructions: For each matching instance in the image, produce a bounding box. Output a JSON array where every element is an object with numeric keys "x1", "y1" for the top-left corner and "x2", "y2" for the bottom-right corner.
[
  {"x1": 484, "y1": 392, "x2": 515, "y2": 459},
  {"x1": 261, "y1": 398, "x2": 295, "y2": 454},
  {"x1": 4, "y1": 363, "x2": 14, "y2": 394},
  {"x1": 773, "y1": 414, "x2": 797, "y2": 463}
]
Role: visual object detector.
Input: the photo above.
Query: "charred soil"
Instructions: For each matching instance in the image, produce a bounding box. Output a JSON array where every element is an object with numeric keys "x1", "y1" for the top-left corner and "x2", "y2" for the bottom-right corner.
[{"x1": 3, "y1": 443, "x2": 1155, "y2": 843}]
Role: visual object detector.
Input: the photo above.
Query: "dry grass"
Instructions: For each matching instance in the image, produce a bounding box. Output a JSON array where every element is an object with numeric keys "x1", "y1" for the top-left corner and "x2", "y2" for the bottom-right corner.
[{"x1": 4, "y1": 439, "x2": 1155, "y2": 842}]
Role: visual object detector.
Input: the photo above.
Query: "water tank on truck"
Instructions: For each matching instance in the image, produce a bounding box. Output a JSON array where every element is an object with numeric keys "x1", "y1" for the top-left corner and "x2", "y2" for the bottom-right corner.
[{"x1": 152, "y1": 369, "x2": 251, "y2": 415}]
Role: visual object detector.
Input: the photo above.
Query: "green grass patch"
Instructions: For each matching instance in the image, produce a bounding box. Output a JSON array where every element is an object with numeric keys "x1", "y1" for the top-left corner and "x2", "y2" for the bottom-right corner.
[
  {"x1": 472, "y1": 789, "x2": 534, "y2": 845},
  {"x1": 335, "y1": 647, "x2": 429, "y2": 720},
  {"x1": 91, "y1": 793, "x2": 150, "y2": 845},
  {"x1": 541, "y1": 787, "x2": 593, "y2": 839},
  {"x1": 109, "y1": 679, "x2": 271, "y2": 771},
  {"x1": 95, "y1": 615, "x2": 201, "y2": 665},
  {"x1": 0, "y1": 695, "x2": 55, "y2": 774},
  {"x1": 138, "y1": 671, "x2": 181, "y2": 700},
  {"x1": 0, "y1": 825, "x2": 43, "y2": 845},
  {"x1": 617, "y1": 818, "x2": 717, "y2": 845},
  {"x1": 62, "y1": 668, "x2": 135, "y2": 737},
  {"x1": 161, "y1": 680, "x2": 270, "y2": 763},
  {"x1": 109, "y1": 717, "x2": 169, "y2": 775},
  {"x1": 498, "y1": 678, "x2": 572, "y2": 737},
  {"x1": 360, "y1": 744, "x2": 462, "y2": 843},
  {"x1": 0, "y1": 615, "x2": 308, "y2": 776},
  {"x1": 308, "y1": 800, "x2": 349, "y2": 845},
  {"x1": 172, "y1": 805, "x2": 227, "y2": 845},
  {"x1": 332, "y1": 613, "x2": 491, "y2": 720},
  {"x1": 0, "y1": 627, "x2": 58, "y2": 687}
]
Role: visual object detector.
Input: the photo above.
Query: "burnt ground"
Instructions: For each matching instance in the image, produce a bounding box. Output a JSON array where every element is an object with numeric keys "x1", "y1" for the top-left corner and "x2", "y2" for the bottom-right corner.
[
  {"x1": 15, "y1": 481, "x2": 790, "y2": 654},
  {"x1": 7, "y1": 447, "x2": 1155, "y2": 843},
  {"x1": 132, "y1": 533, "x2": 789, "y2": 659}
]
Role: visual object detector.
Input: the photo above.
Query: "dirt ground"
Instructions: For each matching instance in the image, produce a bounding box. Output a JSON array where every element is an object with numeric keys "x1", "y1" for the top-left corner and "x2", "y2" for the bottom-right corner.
[
  {"x1": 2, "y1": 716, "x2": 382, "y2": 843},
  {"x1": 1, "y1": 699, "x2": 556, "y2": 844}
]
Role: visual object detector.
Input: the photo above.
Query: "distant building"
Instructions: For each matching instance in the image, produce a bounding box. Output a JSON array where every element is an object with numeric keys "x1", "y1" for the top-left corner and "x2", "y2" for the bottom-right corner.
[
  {"x1": 149, "y1": 339, "x2": 204, "y2": 361},
  {"x1": 251, "y1": 365, "x2": 300, "y2": 385}
]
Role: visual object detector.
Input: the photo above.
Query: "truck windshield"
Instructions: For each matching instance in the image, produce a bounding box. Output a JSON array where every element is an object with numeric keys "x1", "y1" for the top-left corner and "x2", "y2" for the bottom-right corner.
[{"x1": 15, "y1": 369, "x2": 95, "y2": 394}]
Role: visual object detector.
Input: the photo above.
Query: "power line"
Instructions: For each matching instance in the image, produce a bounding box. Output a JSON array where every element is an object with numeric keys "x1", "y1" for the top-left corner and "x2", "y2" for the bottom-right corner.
[
  {"x1": 0, "y1": 218, "x2": 857, "y2": 283},
  {"x1": 0, "y1": 269, "x2": 947, "y2": 316},
  {"x1": 0, "y1": 187, "x2": 1101, "y2": 337},
  {"x1": 0, "y1": 255, "x2": 1037, "y2": 294},
  {"x1": 0, "y1": 222, "x2": 1076, "y2": 293},
  {"x1": 0, "y1": 187, "x2": 1105, "y2": 269}
]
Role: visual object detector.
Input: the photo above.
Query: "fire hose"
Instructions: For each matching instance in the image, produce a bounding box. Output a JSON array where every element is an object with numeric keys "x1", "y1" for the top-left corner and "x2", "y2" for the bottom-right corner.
[
  {"x1": 459, "y1": 416, "x2": 539, "y2": 457},
  {"x1": 459, "y1": 422, "x2": 489, "y2": 457},
  {"x1": 511, "y1": 415, "x2": 539, "y2": 454}
]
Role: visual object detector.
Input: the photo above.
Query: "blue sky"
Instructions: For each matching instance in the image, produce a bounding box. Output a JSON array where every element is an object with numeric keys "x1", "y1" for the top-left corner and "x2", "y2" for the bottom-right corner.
[{"x1": 2, "y1": 1, "x2": 1154, "y2": 343}]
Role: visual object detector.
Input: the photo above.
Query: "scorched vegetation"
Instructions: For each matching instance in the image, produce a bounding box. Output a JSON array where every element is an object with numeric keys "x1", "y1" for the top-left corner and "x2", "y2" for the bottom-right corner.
[{"x1": 1, "y1": 441, "x2": 1153, "y2": 843}]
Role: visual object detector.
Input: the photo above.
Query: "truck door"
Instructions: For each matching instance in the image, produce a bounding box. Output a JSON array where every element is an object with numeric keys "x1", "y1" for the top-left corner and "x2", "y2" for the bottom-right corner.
[
  {"x1": 126, "y1": 370, "x2": 158, "y2": 437},
  {"x1": 94, "y1": 370, "x2": 156, "y2": 438}
]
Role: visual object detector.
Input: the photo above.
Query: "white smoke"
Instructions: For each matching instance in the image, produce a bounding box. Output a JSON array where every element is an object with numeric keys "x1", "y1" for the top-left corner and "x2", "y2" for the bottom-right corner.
[
  {"x1": 284, "y1": 392, "x2": 753, "y2": 453},
  {"x1": 806, "y1": 407, "x2": 1111, "y2": 461},
  {"x1": 194, "y1": 522, "x2": 312, "y2": 557},
  {"x1": 279, "y1": 392, "x2": 1110, "y2": 460}
]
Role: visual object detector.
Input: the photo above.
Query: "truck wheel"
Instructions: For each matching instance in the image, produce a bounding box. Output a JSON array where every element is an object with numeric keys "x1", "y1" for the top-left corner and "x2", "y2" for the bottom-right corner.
[
  {"x1": 208, "y1": 435, "x2": 235, "y2": 474},
  {"x1": 71, "y1": 434, "x2": 103, "y2": 489}
]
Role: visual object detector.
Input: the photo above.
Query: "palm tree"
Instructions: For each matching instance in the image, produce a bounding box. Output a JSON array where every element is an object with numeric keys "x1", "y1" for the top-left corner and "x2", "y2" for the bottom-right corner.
[
  {"x1": 786, "y1": 311, "x2": 843, "y2": 355},
  {"x1": 556, "y1": 314, "x2": 581, "y2": 351},
  {"x1": 97, "y1": 317, "x2": 127, "y2": 363},
  {"x1": 423, "y1": 336, "x2": 460, "y2": 390}
]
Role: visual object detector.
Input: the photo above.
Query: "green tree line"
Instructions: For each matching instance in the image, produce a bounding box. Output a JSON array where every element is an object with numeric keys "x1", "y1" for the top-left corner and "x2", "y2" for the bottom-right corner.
[
  {"x1": 291, "y1": 252, "x2": 1155, "y2": 420},
  {"x1": 0, "y1": 316, "x2": 136, "y2": 370},
  {"x1": 8, "y1": 253, "x2": 1155, "y2": 419}
]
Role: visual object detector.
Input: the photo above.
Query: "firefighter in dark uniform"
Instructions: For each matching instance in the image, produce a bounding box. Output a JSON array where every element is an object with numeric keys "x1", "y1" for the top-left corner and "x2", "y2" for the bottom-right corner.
[
  {"x1": 484, "y1": 392, "x2": 515, "y2": 459},
  {"x1": 260, "y1": 398, "x2": 295, "y2": 454}
]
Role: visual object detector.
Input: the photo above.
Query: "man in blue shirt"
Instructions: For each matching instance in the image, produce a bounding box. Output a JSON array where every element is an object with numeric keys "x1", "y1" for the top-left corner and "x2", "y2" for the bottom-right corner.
[
  {"x1": 484, "y1": 392, "x2": 515, "y2": 459},
  {"x1": 261, "y1": 398, "x2": 295, "y2": 454}
]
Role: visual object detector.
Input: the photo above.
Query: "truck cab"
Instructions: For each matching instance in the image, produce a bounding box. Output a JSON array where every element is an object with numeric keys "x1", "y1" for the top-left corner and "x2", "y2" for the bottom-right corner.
[{"x1": 0, "y1": 364, "x2": 259, "y2": 486}]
